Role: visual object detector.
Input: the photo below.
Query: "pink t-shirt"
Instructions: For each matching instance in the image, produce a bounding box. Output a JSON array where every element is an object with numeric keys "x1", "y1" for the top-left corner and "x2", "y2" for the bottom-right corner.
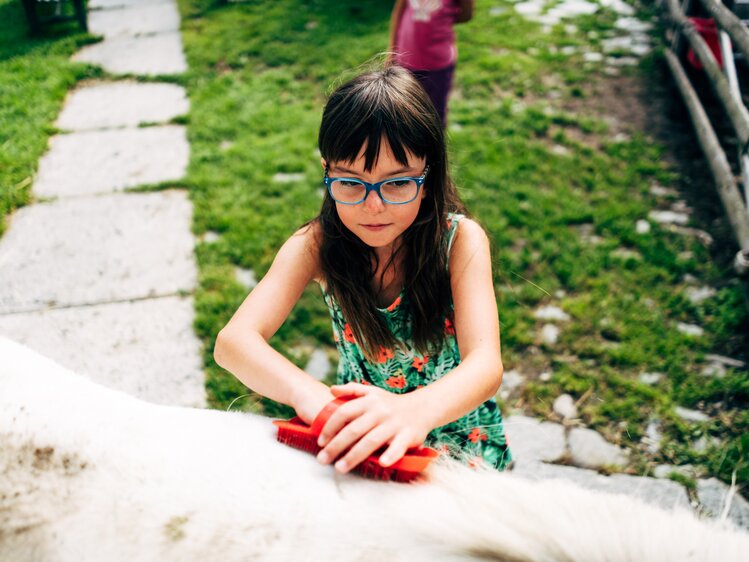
[{"x1": 394, "y1": 0, "x2": 460, "y2": 71}]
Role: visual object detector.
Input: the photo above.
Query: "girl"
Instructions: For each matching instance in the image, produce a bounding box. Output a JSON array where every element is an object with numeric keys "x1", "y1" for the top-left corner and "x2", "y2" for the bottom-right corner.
[{"x1": 214, "y1": 65, "x2": 511, "y2": 473}]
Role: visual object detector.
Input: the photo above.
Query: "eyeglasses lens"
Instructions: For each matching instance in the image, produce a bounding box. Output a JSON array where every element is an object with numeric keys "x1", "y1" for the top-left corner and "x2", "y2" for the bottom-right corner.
[{"x1": 330, "y1": 179, "x2": 418, "y2": 204}]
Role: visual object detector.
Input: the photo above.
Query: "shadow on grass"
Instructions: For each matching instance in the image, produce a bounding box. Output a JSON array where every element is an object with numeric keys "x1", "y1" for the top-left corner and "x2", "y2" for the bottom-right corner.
[
  {"x1": 182, "y1": 0, "x2": 390, "y2": 23},
  {"x1": 181, "y1": 1, "x2": 389, "y2": 51},
  {"x1": 0, "y1": 0, "x2": 96, "y2": 61}
]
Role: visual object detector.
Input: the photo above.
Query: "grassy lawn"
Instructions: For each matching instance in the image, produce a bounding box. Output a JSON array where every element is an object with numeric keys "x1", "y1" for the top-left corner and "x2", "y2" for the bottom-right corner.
[
  {"x1": 177, "y1": 0, "x2": 748, "y2": 487},
  {"x1": 0, "y1": 0, "x2": 99, "y2": 236}
]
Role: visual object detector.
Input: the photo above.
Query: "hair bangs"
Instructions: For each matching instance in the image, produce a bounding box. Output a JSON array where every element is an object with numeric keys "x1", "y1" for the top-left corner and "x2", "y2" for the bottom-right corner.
[
  {"x1": 319, "y1": 73, "x2": 432, "y2": 172},
  {"x1": 322, "y1": 113, "x2": 427, "y2": 173}
]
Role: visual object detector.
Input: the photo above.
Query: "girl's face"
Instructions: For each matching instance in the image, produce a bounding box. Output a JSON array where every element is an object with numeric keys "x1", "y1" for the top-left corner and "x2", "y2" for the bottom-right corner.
[{"x1": 323, "y1": 141, "x2": 427, "y2": 256}]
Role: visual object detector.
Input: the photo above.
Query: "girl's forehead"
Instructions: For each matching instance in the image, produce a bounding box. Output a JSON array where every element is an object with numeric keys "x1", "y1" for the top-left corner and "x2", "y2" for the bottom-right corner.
[{"x1": 333, "y1": 141, "x2": 424, "y2": 172}]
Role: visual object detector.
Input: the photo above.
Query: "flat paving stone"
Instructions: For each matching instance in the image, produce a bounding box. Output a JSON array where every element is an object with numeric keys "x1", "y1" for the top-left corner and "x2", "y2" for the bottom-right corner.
[
  {"x1": 0, "y1": 296, "x2": 205, "y2": 408},
  {"x1": 89, "y1": 2, "x2": 180, "y2": 37},
  {"x1": 0, "y1": 191, "x2": 196, "y2": 313},
  {"x1": 73, "y1": 32, "x2": 187, "y2": 76},
  {"x1": 234, "y1": 267, "x2": 258, "y2": 290},
  {"x1": 553, "y1": 393, "x2": 578, "y2": 419},
  {"x1": 34, "y1": 126, "x2": 188, "y2": 198},
  {"x1": 607, "y1": 472, "x2": 692, "y2": 511},
  {"x1": 513, "y1": 461, "x2": 691, "y2": 511},
  {"x1": 533, "y1": 305, "x2": 570, "y2": 322},
  {"x1": 697, "y1": 478, "x2": 749, "y2": 529},
  {"x1": 504, "y1": 415, "x2": 566, "y2": 463},
  {"x1": 304, "y1": 348, "x2": 332, "y2": 381},
  {"x1": 568, "y1": 426, "x2": 629, "y2": 469},
  {"x1": 56, "y1": 81, "x2": 189, "y2": 131}
]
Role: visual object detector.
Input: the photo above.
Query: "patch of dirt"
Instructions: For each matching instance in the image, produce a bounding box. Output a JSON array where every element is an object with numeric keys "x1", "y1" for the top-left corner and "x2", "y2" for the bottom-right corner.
[
  {"x1": 563, "y1": 72, "x2": 655, "y2": 137},
  {"x1": 590, "y1": 61, "x2": 744, "y2": 271},
  {"x1": 0, "y1": 438, "x2": 88, "y2": 543}
]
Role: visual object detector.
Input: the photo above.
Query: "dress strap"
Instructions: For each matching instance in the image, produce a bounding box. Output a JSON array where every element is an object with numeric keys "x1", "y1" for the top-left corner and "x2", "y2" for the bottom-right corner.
[{"x1": 445, "y1": 212, "x2": 464, "y2": 256}]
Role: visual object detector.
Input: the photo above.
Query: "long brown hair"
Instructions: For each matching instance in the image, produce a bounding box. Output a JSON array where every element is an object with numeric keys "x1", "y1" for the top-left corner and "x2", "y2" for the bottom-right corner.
[{"x1": 316, "y1": 65, "x2": 466, "y2": 359}]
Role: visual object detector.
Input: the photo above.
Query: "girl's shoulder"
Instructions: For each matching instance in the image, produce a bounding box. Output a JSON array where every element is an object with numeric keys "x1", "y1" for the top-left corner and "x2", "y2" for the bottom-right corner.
[
  {"x1": 451, "y1": 214, "x2": 484, "y2": 235},
  {"x1": 287, "y1": 220, "x2": 324, "y2": 283},
  {"x1": 446, "y1": 213, "x2": 485, "y2": 244},
  {"x1": 446, "y1": 215, "x2": 489, "y2": 267}
]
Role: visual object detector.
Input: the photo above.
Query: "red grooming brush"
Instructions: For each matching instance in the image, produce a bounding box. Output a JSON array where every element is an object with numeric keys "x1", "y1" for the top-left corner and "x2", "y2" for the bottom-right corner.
[{"x1": 273, "y1": 397, "x2": 439, "y2": 482}]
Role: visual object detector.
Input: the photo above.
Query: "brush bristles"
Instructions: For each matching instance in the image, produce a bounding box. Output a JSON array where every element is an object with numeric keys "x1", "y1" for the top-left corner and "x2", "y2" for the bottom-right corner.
[
  {"x1": 276, "y1": 428, "x2": 420, "y2": 482},
  {"x1": 355, "y1": 462, "x2": 419, "y2": 483},
  {"x1": 277, "y1": 430, "x2": 321, "y2": 454}
]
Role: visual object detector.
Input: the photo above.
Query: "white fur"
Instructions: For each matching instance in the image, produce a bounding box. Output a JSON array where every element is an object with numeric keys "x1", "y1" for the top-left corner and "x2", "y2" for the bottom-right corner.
[{"x1": 1, "y1": 336, "x2": 747, "y2": 561}]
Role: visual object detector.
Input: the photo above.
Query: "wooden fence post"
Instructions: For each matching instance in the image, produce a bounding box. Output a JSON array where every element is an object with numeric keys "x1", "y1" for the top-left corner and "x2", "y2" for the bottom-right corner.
[{"x1": 663, "y1": 49, "x2": 749, "y2": 258}]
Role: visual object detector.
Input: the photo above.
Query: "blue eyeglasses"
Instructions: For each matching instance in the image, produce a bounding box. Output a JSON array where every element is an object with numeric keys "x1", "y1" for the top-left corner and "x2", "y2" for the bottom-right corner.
[{"x1": 323, "y1": 165, "x2": 430, "y2": 205}]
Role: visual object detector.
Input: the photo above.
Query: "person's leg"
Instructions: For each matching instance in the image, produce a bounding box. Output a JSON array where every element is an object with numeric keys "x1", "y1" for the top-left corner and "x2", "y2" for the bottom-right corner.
[{"x1": 410, "y1": 65, "x2": 455, "y2": 127}]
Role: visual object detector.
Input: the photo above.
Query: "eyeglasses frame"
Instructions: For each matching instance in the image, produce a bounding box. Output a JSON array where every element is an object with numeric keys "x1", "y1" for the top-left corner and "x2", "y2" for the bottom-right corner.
[{"x1": 323, "y1": 165, "x2": 430, "y2": 205}]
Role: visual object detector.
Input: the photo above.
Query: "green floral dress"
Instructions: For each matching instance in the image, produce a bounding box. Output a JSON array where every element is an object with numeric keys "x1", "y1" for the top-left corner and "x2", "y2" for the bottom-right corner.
[{"x1": 320, "y1": 214, "x2": 512, "y2": 470}]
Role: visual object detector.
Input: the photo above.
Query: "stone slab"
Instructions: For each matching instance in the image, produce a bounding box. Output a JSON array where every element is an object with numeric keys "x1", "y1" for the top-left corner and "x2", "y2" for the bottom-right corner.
[
  {"x1": 72, "y1": 32, "x2": 187, "y2": 76},
  {"x1": 34, "y1": 126, "x2": 188, "y2": 198},
  {"x1": 304, "y1": 348, "x2": 332, "y2": 381},
  {"x1": 504, "y1": 415, "x2": 566, "y2": 463},
  {"x1": 568, "y1": 426, "x2": 629, "y2": 469},
  {"x1": 513, "y1": 461, "x2": 691, "y2": 511},
  {"x1": 697, "y1": 478, "x2": 749, "y2": 529},
  {"x1": 56, "y1": 81, "x2": 189, "y2": 131},
  {"x1": 607, "y1": 472, "x2": 693, "y2": 511},
  {"x1": 89, "y1": 2, "x2": 180, "y2": 38},
  {"x1": 0, "y1": 296, "x2": 205, "y2": 408},
  {"x1": 0, "y1": 191, "x2": 196, "y2": 313}
]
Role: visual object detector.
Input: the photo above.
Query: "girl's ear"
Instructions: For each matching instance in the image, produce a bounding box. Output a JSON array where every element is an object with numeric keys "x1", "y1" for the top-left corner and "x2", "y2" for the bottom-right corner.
[{"x1": 320, "y1": 158, "x2": 327, "y2": 170}]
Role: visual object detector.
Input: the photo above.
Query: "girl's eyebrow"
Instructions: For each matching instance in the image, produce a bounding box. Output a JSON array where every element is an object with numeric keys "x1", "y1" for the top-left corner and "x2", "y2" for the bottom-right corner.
[{"x1": 331, "y1": 165, "x2": 415, "y2": 176}]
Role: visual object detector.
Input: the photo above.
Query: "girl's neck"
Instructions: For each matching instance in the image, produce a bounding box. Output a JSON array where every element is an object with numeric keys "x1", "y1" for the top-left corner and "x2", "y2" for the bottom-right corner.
[
  {"x1": 373, "y1": 235, "x2": 402, "y2": 263},
  {"x1": 371, "y1": 238, "x2": 406, "y2": 306}
]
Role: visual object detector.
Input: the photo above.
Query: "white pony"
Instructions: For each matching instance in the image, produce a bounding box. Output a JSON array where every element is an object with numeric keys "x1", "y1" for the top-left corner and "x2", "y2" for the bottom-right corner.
[{"x1": 1, "y1": 336, "x2": 747, "y2": 562}]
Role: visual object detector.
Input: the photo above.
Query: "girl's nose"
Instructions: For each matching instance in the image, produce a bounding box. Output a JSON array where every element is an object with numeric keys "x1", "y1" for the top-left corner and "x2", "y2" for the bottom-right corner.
[{"x1": 362, "y1": 189, "x2": 385, "y2": 212}]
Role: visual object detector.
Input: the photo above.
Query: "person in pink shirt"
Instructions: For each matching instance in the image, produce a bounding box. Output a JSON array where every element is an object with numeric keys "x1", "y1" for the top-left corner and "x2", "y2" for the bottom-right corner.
[{"x1": 389, "y1": 0, "x2": 474, "y2": 126}]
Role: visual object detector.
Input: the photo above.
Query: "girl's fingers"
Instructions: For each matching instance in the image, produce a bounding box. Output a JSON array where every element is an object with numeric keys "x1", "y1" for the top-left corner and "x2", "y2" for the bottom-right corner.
[
  {"x1": 330, "y1": 383, "x2": 369, "y2": 397},
  {"x1": 334, "y1": 425, "x2": 393, "y2": 474},
  {"x1": 378, "y1": 434, "x2": 411, "y2": 467},
  {"x1": 317, "y1": 414, "x2": 377, "y2": 467},
  {"x1": 317, "y1": 399, "x2": 363, "y2": 447}
]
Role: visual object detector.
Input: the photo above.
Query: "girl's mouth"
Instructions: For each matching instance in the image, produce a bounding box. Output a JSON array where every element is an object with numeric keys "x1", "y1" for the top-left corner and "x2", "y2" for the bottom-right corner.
[{"x1": 361, "y1": 224, "x2": 391, "y2": 231}]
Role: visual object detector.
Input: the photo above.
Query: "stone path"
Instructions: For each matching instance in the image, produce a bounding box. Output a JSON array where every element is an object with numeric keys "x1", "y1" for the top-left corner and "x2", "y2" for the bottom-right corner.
[
  {"x1": 0, "y1": 0, "x2": 204, "y2": 407},
  {"x1": 494, "y1": 0, "x2": 653, "y2": 71}
]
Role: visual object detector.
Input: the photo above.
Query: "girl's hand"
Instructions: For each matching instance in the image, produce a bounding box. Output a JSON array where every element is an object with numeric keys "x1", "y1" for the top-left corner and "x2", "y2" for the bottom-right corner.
[
  {"x1": 315, "y1": 383, "x2": 432, "y2": 473},
  {"x1": 294, "y1": 383, "x2": 336, "y2": 426}
]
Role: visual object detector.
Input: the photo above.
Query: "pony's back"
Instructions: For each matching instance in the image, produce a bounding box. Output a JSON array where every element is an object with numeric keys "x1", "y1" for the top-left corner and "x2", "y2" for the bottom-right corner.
[{"x1": 1, "y1": 336, "x2": 747, "y2": 561}]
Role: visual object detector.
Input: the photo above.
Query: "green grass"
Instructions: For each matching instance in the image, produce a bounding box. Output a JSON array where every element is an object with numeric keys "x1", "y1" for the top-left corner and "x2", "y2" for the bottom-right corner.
[
  {"x1": 0, "y1": 0, "x2": 100, "y2": 236},
  {"x1": 176, "y1": 0, "x2": 748, "y2": 487}
]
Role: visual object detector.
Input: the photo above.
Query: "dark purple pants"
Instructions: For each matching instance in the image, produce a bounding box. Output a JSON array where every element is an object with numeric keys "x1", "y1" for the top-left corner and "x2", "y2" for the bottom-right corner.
[{"x1": 410, "y1": 64, "x2": 455, "y2": 127}]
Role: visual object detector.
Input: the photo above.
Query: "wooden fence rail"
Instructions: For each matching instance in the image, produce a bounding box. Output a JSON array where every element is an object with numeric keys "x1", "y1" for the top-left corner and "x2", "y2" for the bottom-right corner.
[{"x1": 660, "y1": 0, "x2": 749, "y2": 274}]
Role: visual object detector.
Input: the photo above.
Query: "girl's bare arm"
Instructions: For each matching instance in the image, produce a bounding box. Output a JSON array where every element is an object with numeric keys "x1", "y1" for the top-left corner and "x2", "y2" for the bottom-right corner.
[
  {"x1": 411, "y1": 217, "x2": 502, "y2": 429},
  {"x1": 213, "y1": 224, "x2": 333, "y2": 424}
]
